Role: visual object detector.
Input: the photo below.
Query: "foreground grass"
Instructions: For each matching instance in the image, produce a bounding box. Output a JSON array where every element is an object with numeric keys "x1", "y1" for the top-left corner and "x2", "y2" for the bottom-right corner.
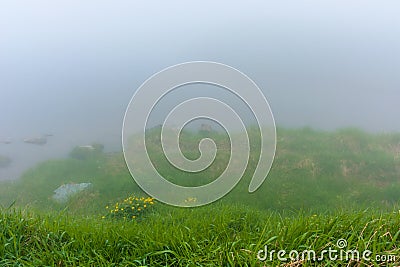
[{"x1": 1, "y1": 205, "x2": 399, "y2": 266}]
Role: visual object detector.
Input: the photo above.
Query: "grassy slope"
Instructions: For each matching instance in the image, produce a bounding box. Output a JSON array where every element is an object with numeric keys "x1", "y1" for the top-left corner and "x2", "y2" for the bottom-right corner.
[
  {"x1": 2, "y1": 127, "x2": 399, "y2": 212},
  {"x1": 0, "y1": 127, "x2": 399, "y2": 266}
]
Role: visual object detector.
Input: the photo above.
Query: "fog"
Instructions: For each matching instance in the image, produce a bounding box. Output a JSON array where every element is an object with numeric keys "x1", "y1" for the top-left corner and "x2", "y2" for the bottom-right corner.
[{"x1": 1, "y1": 0, "x2": 399, "y2": 180}]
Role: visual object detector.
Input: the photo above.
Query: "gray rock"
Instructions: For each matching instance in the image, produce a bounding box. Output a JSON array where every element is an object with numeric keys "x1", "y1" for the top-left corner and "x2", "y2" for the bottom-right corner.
[{"x1": 53, "y1": 183, "x2": 92, "y2": 203}]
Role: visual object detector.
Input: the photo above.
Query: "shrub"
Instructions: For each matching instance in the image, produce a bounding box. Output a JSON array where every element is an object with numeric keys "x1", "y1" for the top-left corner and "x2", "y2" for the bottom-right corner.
[{"x1": 69, "y1": 143, "x2": 104, "y2": 160}]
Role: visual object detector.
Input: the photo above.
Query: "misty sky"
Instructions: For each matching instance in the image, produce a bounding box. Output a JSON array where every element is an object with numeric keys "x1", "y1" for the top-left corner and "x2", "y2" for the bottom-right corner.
[{"x1": 1, "y1": 1, "x2": 399, "y2": 180}]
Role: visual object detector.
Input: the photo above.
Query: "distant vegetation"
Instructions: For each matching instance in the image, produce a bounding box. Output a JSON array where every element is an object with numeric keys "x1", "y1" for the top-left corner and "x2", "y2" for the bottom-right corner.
[
  {"x1": 0, "y1": 127, "x2": 399, "y2": 265},
  {"x1": 0, "y1": 155, "x2": 11, "y2": 168}
]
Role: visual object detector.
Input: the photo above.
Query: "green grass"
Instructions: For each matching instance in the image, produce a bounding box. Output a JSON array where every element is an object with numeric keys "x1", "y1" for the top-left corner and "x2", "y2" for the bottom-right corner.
[
  {"x1": 0, "y1": 127, "x2": 400, "y2": 266},
  {"x1": 0, "y1": 205, "x2": 399, "y2": 266}
]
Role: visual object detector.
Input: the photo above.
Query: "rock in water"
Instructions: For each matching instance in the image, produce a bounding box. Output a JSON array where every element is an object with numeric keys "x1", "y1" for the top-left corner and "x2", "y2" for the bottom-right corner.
[{"x1": 23, "y1": 137, "x2": 47, "y2": 145}]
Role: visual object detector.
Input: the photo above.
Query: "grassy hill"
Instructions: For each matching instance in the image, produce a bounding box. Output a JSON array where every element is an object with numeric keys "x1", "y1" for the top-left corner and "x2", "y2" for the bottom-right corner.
[
  {"x1": 0, "y1": 127, "x2": 399, "y2": 266},
  {"x1": 1, "y1": 127, "x2": 399, "y2": 213}
]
